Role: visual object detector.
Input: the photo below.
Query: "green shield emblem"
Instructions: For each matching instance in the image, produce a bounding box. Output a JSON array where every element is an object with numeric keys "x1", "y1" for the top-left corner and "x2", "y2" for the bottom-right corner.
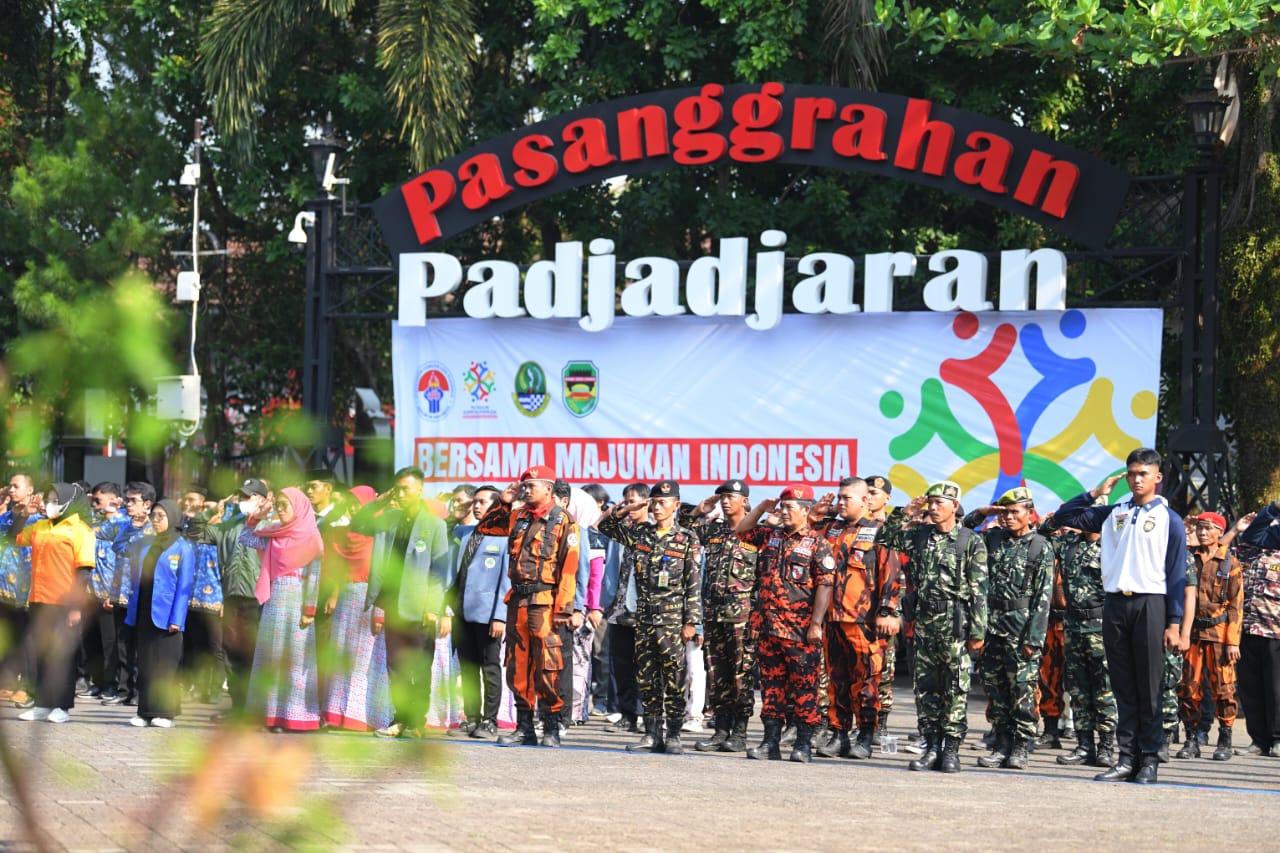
[
  {"x1": 562, "y1": 361, "x2": 599, "y2": 417},
  {"x1": 512, "y1": 361, "x2": 549, "y2": 417}
]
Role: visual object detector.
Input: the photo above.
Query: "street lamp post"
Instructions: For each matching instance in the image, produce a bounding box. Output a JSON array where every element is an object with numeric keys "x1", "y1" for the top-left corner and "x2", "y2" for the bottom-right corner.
[
  {"x1": 1168, "y1": 68, "x2": 1234, "y2": 515},
  {"x1": 301, "y1": 115, "x2": 347, "y2": 472}
]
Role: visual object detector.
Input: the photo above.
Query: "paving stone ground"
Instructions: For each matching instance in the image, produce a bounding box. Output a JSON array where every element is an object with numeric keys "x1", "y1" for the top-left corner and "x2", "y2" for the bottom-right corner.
[{"x1": 0, "y1": 683, "x2": 1275, "y2": 851}]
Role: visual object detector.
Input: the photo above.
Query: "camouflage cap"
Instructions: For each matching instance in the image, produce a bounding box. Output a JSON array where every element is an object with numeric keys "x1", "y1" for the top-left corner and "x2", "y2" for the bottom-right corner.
[
  {"x1": 715, "y1": 479, "x2": 750, "y2": 497},
  {"x1": 996, "y1": 486, "x2": 1034, "y2": 506},
  {"x1": 924, "y1": 481, "x2": 961, "y2": 502},
  {"x1": 864, "y1": 475, "x2": 892, "y2": 494},
  {"x1": 651, "y1": 479, "x2": 680, "y2": 500}
]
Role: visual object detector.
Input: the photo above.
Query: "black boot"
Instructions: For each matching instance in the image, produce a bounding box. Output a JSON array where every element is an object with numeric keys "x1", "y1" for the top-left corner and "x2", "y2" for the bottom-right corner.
[
  {"x1": 1131, "y1": 757, "x2": 1158, "y2": 784},
  {"x1": 779, "y1": 721, "x2": 798, "y2": 748},
  {"x1": 977, "y1": 730, "x2": 1010, "y2": 768},
  {"x1": 721, "y1": 713, "x2": 749, "y2": 752},
  {"x1": 1175, "y1": 732, "x2": 1200, "y2": 759},
  {"x1": 626, "y1": 717, "x2": 662, "y2": 753},
  {"x1": 789, "y1": 722, "x2": 813, "y2": 763},
  {"x1": 1058, "y1": 731, "x2": 1096, "y2": 765},
  {"x1": 664, "y1": 718, "x2": 684, "y2": 755},
  {"x1": 938, "y1": 735, "x2": 962, "y2": 773},
  {"x1": 816, "y1": 728, "x2": 850, "y2": 758},
  {"x1": 1094, "y1": 731, "x2": 1116, "y2": 767},
  {"x1": 747, "y1": 718, "x2": 783, "y2": 761},
  {"x1": 498, "y1": 710, "x2": 538, "y2": 746},
  {"x1": 604, "y1": 713, "x2": 639, "y2": 733},
  {"x1": 1037, "y1": 717, "x2": 1062, "y2": 750},
  {"x1": 873, "y1": 710, "x2": 889, "y2": 746},
  {"x1": 1211, "y1": 726, "x2": 1233, "y2": 761},
  {"x1": 695, "y1": 714, "x2": 730, "y2": 751},
  {"x1": 1093, "y1": 759, "x2": 1135, "y2": 782},
  {"x1": 1157, "y1": 727, "x2": 1173, "y2": 763},
  {"x1": 1005, "y1": 737, "x2": 1029, "y2": 770},
  {"x1": 849, "y1": 724, "x2": 875, "y2": 760},
  {"x1": 908, "y1": 735, "x2": 940, "y2": 772},
  {"x1": 540, "y1": 713, "x2": 561, "y2": 748}
]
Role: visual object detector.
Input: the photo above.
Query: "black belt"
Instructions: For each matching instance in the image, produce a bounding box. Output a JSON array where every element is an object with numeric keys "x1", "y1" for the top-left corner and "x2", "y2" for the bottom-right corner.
[
  {"x1": 991, "y1": 596, "x2": 1030, "y2": 611},
  {"x1": 1067, "y1": 605, "x2": 1104, "y2": 621},
  {"x1": 512, "y1": 582, "x2": 553, "y2": 597},
  {"x1": 1193, "y1": 613, "x2": 1229, "y2": 630}
]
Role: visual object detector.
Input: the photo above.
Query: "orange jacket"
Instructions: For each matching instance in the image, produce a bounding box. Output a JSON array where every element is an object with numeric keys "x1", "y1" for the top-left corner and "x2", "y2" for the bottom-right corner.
[
  {"x1": 477, "y1": 502, "x2": 578, "y2": 616},
  {"x1": 1193, "y1": 545, "x2": 1243, "y2": 646}
]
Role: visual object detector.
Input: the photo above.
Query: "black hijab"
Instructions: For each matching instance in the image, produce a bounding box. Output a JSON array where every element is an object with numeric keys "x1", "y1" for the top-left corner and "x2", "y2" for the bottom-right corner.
[
  {"x1": 151, "y1": 499, "x2": 183, "y2": 550},
  {"x1": 49, "y1": 482, "x2": 93, "y2": 525}
]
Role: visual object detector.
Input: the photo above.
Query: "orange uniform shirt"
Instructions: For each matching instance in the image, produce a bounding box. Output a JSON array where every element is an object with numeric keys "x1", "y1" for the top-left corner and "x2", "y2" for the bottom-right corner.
[{"x1": 19, "y1": 515, "x2": 97, "y2": 606}]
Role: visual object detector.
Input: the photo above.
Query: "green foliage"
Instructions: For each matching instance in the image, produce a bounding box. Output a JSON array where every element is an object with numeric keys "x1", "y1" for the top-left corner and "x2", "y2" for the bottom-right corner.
[{"x1": 873, "y1": 0, "x2": 1280, "y2": 71}]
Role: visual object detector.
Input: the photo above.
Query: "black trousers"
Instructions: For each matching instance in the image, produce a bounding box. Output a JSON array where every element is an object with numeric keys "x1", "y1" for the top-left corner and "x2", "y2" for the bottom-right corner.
[
  {"x1": 78, "y1": 600, "x2": 113, "y2": 689},
  {"x1": 0, "y1": 602, "x2": 33, "y2": 689},
  {"x1": 591, "y1": 621, "x2": 611, "y2": 709},
  {"x1": 137, "y1": 618, "x2": 183, "y2": 720},
  {"x1": 607, "y1": 622, "x2": 642, "y2": 718},
  {"x1": 222, "y1": 595, "x2": 262, "y2": 713},
  {"x1": 1103, "y1": 593, "x2": 1165, "y2": 763},
  {"x1": 29, "y1": 603, "x2": 81, "y2": 710},
  {"x1": 111, "y1": 606, "x2": 137, "y2": 697},
  {"x1": 182, "y1": 608, "x2": 226, "y2": 698},
  {"x1": 455, "y1": 618, "x2": 502, "y2": 724},
  {"x1": 1238, "y1": 633, "x2": 1280, "y2": 748},
  {"x1": 385, "y1": 619, "x2": 435, "y2": 729}
]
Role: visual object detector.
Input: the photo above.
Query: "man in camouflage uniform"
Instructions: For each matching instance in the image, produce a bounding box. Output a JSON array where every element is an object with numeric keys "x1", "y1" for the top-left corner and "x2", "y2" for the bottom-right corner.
[
  {"x1": 1158, "y1": 532, "x2": 1199, "y2": 761},
  {"x1": 878, "y1": 480, "x2": 988, "y2": 773},
  {"x1": 735, "y1": 485, "x2": 835, "y2": 763},
  {"x1": 680, "y1": 480, "x2": 758, "y2": 753},
  {"x1": 809, "y1": 477, "x2": 901, "y2": 759},
  {"x1": 965, "y1": 487, "x2": 1054, "y2": 770},
  {"x1": 1237, "y1": 502, "x2": 1280, "y2": 755},
  {"x1": 1175, "y1": 512, "x2": 1242, "y2": 760},
  {"x1": 1040, "y1": 507, "x2": 1118, "y2": 768},
  {"x1": 864, "y1": 475, "x2": 900, "y2": 742},
  {"x1": 598, "y1": 480, "x2": 702, "y2": 754}
]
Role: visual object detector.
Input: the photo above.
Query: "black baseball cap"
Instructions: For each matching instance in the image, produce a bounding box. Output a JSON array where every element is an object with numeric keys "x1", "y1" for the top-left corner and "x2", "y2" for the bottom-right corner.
[{"x1": 235, "y1": 478, "x2": 269, "y2": 498}]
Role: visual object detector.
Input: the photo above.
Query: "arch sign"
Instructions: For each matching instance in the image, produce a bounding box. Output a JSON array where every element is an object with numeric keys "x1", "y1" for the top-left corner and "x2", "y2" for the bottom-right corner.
[{"x1": 377, "y1": 84, "x2": 1157, "y2": 506}]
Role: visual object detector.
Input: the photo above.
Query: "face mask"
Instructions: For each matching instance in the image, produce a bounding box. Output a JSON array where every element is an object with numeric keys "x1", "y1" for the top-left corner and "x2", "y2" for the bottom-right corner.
[
  {"x1": 45, "y1": 502, "x2": 63, "y2": 519},
  {"x1": 238, "y1": 499, "x2": 257, "y2": 516}
]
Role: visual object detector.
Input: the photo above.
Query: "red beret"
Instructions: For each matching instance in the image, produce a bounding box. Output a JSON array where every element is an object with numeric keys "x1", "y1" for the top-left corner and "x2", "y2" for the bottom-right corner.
[
  {"x1": 1197, "y1": 512, "x2": 1227, "y2": 532},
  {"x1": 778, "y1": 484, "x2": 814, "y2": 502},
  {"x1": 519, "y1": 465, "x2": 556, "y2": 483}
]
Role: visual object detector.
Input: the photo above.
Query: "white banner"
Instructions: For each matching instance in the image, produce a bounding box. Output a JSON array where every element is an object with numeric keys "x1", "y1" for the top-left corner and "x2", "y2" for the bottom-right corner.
[{"x1": 392, "y1": 309, "x2": 1162, "y2": 507}]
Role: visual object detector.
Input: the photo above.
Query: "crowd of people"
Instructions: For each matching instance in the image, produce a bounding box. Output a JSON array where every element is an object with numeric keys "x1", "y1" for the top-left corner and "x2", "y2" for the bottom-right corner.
[{"x1": 0, "y1": 449, "x2": 1277, "y2": 787}]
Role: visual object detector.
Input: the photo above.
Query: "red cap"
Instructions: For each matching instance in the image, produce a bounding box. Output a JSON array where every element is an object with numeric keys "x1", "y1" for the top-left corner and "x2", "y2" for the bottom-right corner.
[
  {"x1": 1197, "y1": 511, "x2": 1227, "y2": 532},
  {"x1": 778, "y1": 484, "x2": 814, "y2": 502},
  {"x1": 520, "y1": 465, "x2": 556, "y2": 483}
]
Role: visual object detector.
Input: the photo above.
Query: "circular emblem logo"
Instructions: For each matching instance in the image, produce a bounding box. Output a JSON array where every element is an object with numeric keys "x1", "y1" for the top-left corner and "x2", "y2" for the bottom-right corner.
[
  {"x1": 415, "y1": 361, "x2": 455, "y2": 420},
  {"x1": 513, "y1": 361, "x2": 549, "y2": 417}
]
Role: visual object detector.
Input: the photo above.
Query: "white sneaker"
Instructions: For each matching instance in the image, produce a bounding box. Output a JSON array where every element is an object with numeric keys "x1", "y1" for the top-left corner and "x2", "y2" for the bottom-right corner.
[
  {"x1": 151, "y1": 717, "x2": 174, "y2": 728},
  {"x1": 681, "y1": 718, "x2": 706, "y2": 734},
  {"x1": 47, "y1": 708, "x2": 70, "y2": 723},
  {"x1": 604, "y1": 712, "x2": 622, "y2": 724},
  {"x1": 18, "y1": 707, "x2": 51, "y2": 721},
  {"x1": 129, "y1": 716, "x2": 148, "y2": 727}
]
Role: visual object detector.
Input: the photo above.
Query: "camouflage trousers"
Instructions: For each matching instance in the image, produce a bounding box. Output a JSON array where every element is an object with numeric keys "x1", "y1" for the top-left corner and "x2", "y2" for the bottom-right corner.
[
  {"x1": 1178, "y1": 640, "x2": 1238, "y2": 728},
  {"x1": 703, "y1": 620, "x2": 756, "y2": 722},
  {"x1": 1063, "y1": 628, "x2": 1116, "y2": 734},
  {"x1": 757, "y1": 633, "x2": 822, "y2": 726},
  {"x1": 823, "y1": 622, "x2": 883, "y2": 732},
  {"x1": 980, "y1": 635, "x2": 1041, "y2": 741},
  {"x1": 1161, "y1": 649, "x2": 1183, "y2": 730},
  {"x1": 913, "y1": 631, "x2": 972, "y2": 739},
  {"x1": 879, "y1": 638, "x2": 896, "y2": 717},
  {"x1": 1037, "y1": 616, "x2": 1066, "y2": 718},
  {"x1": 635, "y1": 621, "x2": 687, "y2": 722}
]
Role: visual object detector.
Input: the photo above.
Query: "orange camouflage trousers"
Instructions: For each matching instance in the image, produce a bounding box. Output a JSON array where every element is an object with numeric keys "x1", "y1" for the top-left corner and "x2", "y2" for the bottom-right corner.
[
  {"x1": 758, "y1": 633, "x2": 822, "y2": 726},
  {"x1": 1037, "y1": 616, "x2": 1066, "y2": 719},
  {"x1": 824, "y1": 622, "x2": 883, "y2": 732},
  {"x1": 504, "y1": 602, "x2": 564, "y2": 714},
  {"x1": 1178, "y1": 640, "x2": 1238, "y2": 728}
]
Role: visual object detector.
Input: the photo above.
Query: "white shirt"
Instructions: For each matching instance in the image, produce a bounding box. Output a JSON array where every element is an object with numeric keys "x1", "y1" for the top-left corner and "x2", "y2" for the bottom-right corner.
[{"x1": 1099, "y1": 495, "x2": 1173, "y2": 594}]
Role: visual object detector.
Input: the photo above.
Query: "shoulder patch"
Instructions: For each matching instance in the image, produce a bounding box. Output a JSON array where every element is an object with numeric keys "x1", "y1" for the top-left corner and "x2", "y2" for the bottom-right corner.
[
  {"x1": 821, "y1": 555, "x2": 835, "y2": 570},
  {"x1": 567, "y1": 532, "x2": 579, "y2": 548}
]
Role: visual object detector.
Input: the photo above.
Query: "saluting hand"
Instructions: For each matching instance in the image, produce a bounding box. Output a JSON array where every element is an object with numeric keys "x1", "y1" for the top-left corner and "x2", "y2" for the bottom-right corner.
[
  {"x1": 1093, "y1": 473, "x2": 1124, "y2": 500},
  {"x1": 696, "y1": 495, "x2": 718, "y2": 516},
  {"x1": 1235, "y1": 512, "x2": 1257, "y2": 533}
]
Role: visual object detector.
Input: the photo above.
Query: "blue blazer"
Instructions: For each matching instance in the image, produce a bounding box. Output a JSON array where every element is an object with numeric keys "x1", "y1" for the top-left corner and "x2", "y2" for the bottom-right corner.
[{"x1": 124, "y1": 537, "x2": 196, "y2": 632}]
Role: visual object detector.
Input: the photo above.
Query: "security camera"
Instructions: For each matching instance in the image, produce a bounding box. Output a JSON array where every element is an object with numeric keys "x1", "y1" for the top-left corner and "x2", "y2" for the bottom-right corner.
[{"x1": 288, "y1": 211, "x2": 316, "y2": 244}]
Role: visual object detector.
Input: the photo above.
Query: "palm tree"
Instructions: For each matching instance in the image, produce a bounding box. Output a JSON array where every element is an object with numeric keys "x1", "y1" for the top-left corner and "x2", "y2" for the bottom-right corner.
[
  {"x1": 825, "y1": 0, "x2": 886, "y2": 88},
  {"x1": 200, "y1": 0, "x2": 475, "y2": 171}
]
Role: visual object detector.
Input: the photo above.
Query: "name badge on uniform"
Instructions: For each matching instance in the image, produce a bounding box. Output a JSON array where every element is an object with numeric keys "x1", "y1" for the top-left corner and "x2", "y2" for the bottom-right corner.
[
  {"x1": 169, "y1": 555, "x2": 180, "y2": 569},
  {"x1": 1114, "y1": 511, "x2": 1129, "y2": 532},
  {"x1": 767, "y1": 538, "x2": 781, "y2": 548}
]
